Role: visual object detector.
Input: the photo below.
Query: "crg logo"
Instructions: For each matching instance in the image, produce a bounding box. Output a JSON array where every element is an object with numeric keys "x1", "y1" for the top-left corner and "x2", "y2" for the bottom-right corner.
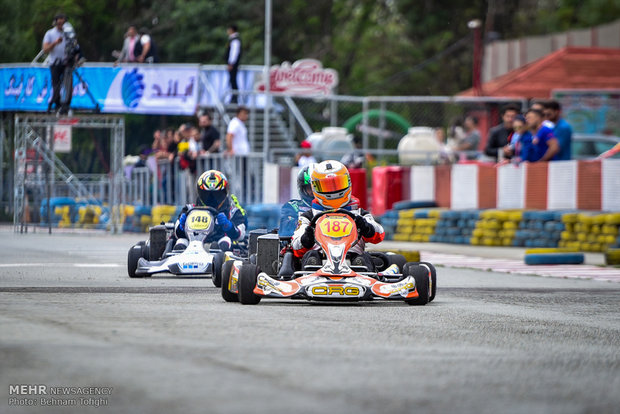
[{"x1": 310, "y1": 285, "x2": 361, "y2": 296}]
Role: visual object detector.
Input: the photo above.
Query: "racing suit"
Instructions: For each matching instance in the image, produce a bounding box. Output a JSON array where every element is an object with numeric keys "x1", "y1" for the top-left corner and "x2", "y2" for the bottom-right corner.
[
  {"x1": 291, "y1": 196, "x2": 385, "y2": 270},
  {"x1": 172, "y1": 194, "x2": 247, "y2": 251},
  {"x1": 279, "y1": 198, "x2": 312, "y2": 238}
]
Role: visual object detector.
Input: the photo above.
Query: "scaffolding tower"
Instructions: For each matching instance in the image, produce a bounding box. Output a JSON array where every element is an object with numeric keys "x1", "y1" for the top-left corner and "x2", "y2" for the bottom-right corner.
[{"x1": 13, "y1": 114, "x2": 125, "y2": 233}]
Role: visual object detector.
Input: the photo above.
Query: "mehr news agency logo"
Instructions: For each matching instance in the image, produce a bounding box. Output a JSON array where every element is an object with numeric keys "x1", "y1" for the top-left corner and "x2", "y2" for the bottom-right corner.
[{"x1": 8, "y1": 384, "x2": 113, "y2": 407}]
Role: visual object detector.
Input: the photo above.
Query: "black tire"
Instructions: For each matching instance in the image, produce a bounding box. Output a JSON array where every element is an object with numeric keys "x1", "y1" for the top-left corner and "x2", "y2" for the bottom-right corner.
[
  {"x1": 220, "y1": 260, "x2": 239, "y2": 302},
  {"x1": 149, "y1": 226, "x2": 167, "y2": 261},
  {"x1": 238, "y1": 264, "x2": 261, "y2": 305},
  {"x1": 387, "y1": 253, "x2": 407, "y2": 272},
  {"x1": 403, "y1": 263, "x2": 429, "y2": 306},
  {"x1": 60, "y1": 66, "x2": 74, "y2": 111},
  {"x1": 127, "y1": 244, "x2": 144, "y2": 278},
  {"x1": 212, "y1": 251, "x2": 226, "y2": 287},
  {"x1": 419, "y1": 261, "x2": 437, "y2": 302}
]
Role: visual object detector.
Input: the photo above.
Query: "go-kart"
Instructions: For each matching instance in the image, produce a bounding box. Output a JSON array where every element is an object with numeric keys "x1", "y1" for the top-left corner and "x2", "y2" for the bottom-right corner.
[
  {"x1": 127, "y1": 206, "x2": 244, "y2": 285},
  {"x1": 220, "y1": 209, "x2": 437, "y2": 305}
]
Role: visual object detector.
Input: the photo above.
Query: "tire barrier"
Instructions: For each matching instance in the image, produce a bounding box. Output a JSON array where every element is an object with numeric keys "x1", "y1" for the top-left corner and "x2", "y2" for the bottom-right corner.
[
  {"x1": 605, "y1": 249, "x2": 620, "y2": 266},
  {"x1": 524, "y1": 253, "x2": 585, "y2": 265},
  {"x1": 380, "y1": 207, "x2": 620, "y2": 257}
]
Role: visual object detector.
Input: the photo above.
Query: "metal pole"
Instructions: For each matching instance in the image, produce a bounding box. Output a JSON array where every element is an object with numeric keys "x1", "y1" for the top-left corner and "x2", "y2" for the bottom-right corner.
[
  {"x1": 468, "y1": 19, "x2": 483, "y2": 96},
  {"x1": 263, "y1": 0, "x2": 272, "y2": 162}
]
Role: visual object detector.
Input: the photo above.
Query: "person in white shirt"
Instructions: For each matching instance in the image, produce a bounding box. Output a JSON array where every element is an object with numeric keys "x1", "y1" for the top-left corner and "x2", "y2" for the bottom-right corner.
[
  {"x1": 42, "y1": 13, "x2": 68, "y2": 113},
  {"x1": 225, "y1": 106, "x2": 250, "y2": 155}
]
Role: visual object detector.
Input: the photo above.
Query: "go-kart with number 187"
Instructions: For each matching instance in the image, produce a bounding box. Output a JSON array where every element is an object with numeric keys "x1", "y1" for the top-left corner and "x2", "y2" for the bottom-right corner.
[{"x1": 222, "y1": 209, "x2": 436, "y2": 305}]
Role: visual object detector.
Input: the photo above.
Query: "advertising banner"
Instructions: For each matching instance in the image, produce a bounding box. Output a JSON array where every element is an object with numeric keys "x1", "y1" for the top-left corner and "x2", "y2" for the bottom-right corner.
[
  {"x1": 255, "y1": 59, "x2": 339, "y2": 96},
  {"x1": 1, "y1": 65, "x2": 200, "y2": 115}
]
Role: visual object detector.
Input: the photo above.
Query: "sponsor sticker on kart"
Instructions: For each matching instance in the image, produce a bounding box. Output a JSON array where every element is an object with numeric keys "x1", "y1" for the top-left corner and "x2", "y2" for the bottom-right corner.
[
  {"x1": 186, "y1": 210, "x2": 212, "y2": 231},
  {"x1": 257, "y1": 274, "x2": 295, "y2": 294},
  {"x1": 318, "y1": 215, "x2": 353, "y2": 238},
  {"x1": 307, "y1": 283, "x2": 365, "y2": 297},
  {"x1": 378, "y1": 278, "x2": 415, "y2": 297}
]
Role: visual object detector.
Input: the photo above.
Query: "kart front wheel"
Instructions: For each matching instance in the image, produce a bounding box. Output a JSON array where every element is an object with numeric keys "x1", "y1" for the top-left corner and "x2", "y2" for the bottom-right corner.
[
  {"x1": 387, "y1": 253, "x2": 407, "y2": 272},
  {"x1": 220, "y1": 260, "x2": 239, "y2": 303},
  {"x1": 128, "y1": 243, "x2": 144, "y2": 278},
  {"x1": 212, "y1": 251, "x2": 226, "y2": 287},
  {"x1": 420, "y1": 261, "x2": 437, "y2": 302},
  {"x1": 238, "y1": 264, "x2": 261, "y2": 305},
  {"x1": 404, "y1": 264, "x2": 429, "y2": 306}
]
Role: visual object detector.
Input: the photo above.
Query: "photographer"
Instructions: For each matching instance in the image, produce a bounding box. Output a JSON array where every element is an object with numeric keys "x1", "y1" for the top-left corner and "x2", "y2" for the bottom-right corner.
[{"x1": 42, "y1": 13, "x2": 82, "y2": 115}]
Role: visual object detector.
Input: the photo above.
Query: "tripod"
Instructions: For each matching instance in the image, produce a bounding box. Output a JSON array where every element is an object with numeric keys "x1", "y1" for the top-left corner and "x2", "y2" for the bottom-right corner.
[{"x1": 58, "y1": 59, "x2": 101, "y2": 114}]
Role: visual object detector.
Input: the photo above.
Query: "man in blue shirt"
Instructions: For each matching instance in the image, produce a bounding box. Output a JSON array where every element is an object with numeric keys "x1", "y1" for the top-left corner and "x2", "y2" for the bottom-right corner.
[
  {"x1": 544, "y1": 100, "x2": 573, "y2": 161},
  {"x1": 525, "y1": 109, "x2": 560, "y2": 162}
]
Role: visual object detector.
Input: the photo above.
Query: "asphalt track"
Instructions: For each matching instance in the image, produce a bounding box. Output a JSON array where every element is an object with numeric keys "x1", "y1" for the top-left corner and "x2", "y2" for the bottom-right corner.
[{"x1": 1, "y1": 228, "x2": 619, "y2": 414}]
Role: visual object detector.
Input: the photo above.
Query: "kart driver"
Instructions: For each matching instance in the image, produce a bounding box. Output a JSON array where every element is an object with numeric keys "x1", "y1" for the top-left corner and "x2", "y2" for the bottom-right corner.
[
  {"x1": 291, "y1": 160, "x2": 384, "y2": 270},
  {"x1": 279, "y1": 164, "x2": 315, "y2": 237},
  {"x1": 171, "y1": 169, "x2": 247, "y2": 252}
]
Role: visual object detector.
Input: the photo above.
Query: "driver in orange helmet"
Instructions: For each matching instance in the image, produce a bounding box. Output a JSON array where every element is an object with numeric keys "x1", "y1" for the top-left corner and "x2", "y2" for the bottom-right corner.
[{"x1": 291, "y1": 160, "x2": 384, "y2": 270}]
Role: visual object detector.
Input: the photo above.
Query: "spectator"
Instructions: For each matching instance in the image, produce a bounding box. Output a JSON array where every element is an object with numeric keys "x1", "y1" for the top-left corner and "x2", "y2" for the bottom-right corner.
[
  {"x1": 485, "y1": 104, "x2": 519, "y2": 161},
  {"x1": 502, "y1": 114, "x2": 532, "y2": 163},
  {"x1": 530, "y1": 100, "x2": 555, "y2": 129},
  {"x1": 152, "y1": 129, "x2": 171, "y2": 160},
  {"x1": 295, "y1": 140, "x2": 317, "y2": 167},
  {"x1": 42, "y1": 13, "x2": 69, "y2": 114},
  {"x1": 135, "y1": 27, "x2": 158, "y2": 63},
  {"x1": 525, "y1": 108, "x2": 560, "y2": 162},
  {"x1": 455, "y1": 115, "x2": 481, "y2": 159},
  {"x1": 198, "y1": 113, "x2": 220, "y2": 154},
  {"x1": 543, "y1": 100, "x2": 573, "y2": 161},
  {"x1": 435, "y1": 127, "x2": 454, "y2": 163},
  {"x1": 341, "y1": 135, "x2": 375, "y2": 169},
  {"x1": 226, "y1": 24, "x2": 242, "y2": 104},
  {"x1": 114, "y1": 25, "x2": 139, "y2": 64},
  {"x1": 225, "y1": 106, "x2": 250, "y2": 155}
]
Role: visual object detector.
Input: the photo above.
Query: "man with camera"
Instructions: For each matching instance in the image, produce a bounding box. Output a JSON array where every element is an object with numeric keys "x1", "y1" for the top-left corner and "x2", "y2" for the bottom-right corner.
[{"x1": 42, "y1": 13, "x2": 77, "y2": 114}]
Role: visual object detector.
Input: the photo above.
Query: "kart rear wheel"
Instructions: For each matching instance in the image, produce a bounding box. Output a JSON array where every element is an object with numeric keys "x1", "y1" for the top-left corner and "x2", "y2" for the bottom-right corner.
[
  {"x1": 212, "y1": 251, "x2": 226, "y2": 287},
  {"x1": 128, "y1": 243, "x2": 144, "y2": 278},
  {"x1": 238, "y1": 264, "x2": 261, "y2": 305},
  {"x1": 404, "y1": 264, "x2": 429, "y2": 306},
  {"x1": 387, "y1": 253, "x2": 407, "y2": 272},
  {"x1": 220, "y1": 260, "x2": 239, "y2": 302}
]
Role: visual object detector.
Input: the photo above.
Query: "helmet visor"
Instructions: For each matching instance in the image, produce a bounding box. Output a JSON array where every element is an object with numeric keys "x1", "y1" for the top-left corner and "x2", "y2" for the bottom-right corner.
[
  {"x1": 198, "y1": 189, "x2": 227, "y2": 209},
  {"x1": 312, "y1": 174, "x2": 350, "y2": 194}
]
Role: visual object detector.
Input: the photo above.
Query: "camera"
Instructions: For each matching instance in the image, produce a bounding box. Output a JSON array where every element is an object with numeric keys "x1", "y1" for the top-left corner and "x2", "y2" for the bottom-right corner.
[{"x1": 62, "y1": 22, "x2": 81, "y2": 65}]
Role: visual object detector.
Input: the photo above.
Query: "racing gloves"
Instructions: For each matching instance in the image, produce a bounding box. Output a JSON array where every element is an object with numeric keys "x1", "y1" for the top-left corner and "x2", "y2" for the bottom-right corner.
[
  {"x1": 216, "y1": 212, "x2": 233, "y2": 232},
  {"x1": 300, "y1": 225, "x2": 316, "y2": 249},
  {"x1": 355, "y1": 215, "x2": 375, "y2": 238},
  {"x1": 178, "y1": 213, "x2": 187, "y2": 232}
]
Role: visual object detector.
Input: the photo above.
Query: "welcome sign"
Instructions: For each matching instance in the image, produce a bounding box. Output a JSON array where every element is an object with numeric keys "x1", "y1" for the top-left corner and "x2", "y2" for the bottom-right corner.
[{"x1": 255, "y1": 59, "x2": 338, "y2": 96}]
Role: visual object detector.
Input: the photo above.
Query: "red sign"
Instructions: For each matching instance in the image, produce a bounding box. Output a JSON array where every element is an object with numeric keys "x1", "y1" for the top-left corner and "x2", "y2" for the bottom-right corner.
[{"x1": 256, "y1": 59, "x2": 338, "y2": 96}]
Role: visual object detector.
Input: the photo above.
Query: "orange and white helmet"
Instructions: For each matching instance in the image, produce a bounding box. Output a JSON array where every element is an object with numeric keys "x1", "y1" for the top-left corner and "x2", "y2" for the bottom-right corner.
[{"x1": 310, "y1": 160, "x2": 351, "y2": 209}]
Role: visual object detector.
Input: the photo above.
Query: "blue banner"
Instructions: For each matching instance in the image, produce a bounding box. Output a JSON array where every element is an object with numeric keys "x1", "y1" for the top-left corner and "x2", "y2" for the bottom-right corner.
[{"x1": 1, "y1": 65, "x2": 200, "y2": 115}]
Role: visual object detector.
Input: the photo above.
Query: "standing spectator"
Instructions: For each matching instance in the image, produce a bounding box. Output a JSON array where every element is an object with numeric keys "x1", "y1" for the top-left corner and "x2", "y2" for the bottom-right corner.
[
  {"x1": 114, "y1": 25, "x2": 139, "y2": 64},
  {"x1": 455, "y1": 115, "x2": 481, "y2": 159},
  {"x1": 42, "y1": 13, "x2": 68, "y2": 113},
  {"x1": 225, "y1": 106, "x2": 250, "y2": 155},
  {"x1": 135, "y1": 27, "x2": 158, "y2": 63},
  {"x1": 341, "y1": 136, "x2": 375, "y2": 169},
  {"x1": 502, "y1": 114, "x2": 532, "y2": 163},
  {"x1": 296, "y1": 140, "x2": 317, "y2": 167},
  {"x1": 543, "y1": 100, "x2": 573, "y2": 161},
  {"x1": 198, "y1": 113, "x2": 220, "y2": 154},
  {"x1": 484, "y1": 104, "x2": 519, "y2": 161},
  {"x1": 226, "y1": 24, "x2": 242, "y2": 104},
  {"x1": 530, "y1": 100, "x2": 555, "y2": 129},
  {"x1": 525, "y1": 108, "x2": 560, "y2": 162}
]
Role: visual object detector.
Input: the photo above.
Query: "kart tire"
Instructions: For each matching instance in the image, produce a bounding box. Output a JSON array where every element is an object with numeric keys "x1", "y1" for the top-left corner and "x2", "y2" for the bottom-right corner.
[
  {"x1": 403, "y1": 261, "x2": 436, "y2": 302},
  {"x1": 212, "y1": 251, "x2": 226, "y2": 288},
  {"x1": 220, "y1": 260, "x2": 239, "y2": 302},
  {"x1": 419, "y1": 261, "x2": 437, "y2": 302},
  {"x1": 127, "y1": 244, "x2": 144, "y2": 278},
  {"x1": 387, "y1": 253, "x2": 407, "y2": 272},
  {"x1": 404, "y1": 264, "x2": 429, "y2": 306},
  {"x1": 149, "y1": 225, "x2": 167, "y2": 261},
  {"x1": 238, "y1": 263, "x2": 261, "y2": 305}
]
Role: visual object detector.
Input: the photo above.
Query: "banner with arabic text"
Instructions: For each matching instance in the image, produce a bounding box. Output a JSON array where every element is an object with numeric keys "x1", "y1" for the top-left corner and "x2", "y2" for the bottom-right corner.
[{"x1": 1, "y1": 65, "x2": 200, "y2": 115}]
